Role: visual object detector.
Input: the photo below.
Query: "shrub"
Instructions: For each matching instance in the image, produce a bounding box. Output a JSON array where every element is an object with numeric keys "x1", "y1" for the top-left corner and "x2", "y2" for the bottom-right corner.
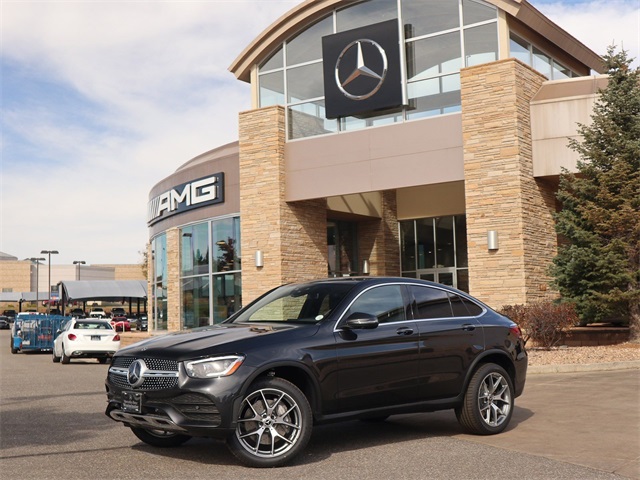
[{"x1": 500, "y1": 301, "x2": 579, "y2": 349}]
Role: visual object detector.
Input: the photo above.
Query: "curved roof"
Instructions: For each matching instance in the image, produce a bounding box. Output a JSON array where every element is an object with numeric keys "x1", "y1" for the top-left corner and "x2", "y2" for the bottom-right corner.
[
  {"x1": 61, "y1": 280, "x2": 148, "y2": 302},
  {"x1": 229, "y1": 0, "x2": 603, "y2": 82}
]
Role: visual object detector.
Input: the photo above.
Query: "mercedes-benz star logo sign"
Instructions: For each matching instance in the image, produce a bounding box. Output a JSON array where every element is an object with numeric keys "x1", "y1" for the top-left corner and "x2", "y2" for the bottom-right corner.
[
  {"x1": 335, "y1": 39, "x2": 388, "y2": 101},
  {"x1": 128, "y1": 359, "x2": 146, "y2": 388}
]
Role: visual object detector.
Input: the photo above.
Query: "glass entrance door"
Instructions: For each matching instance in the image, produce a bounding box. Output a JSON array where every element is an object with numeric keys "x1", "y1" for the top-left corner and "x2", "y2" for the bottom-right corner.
[
  {"x1": 328, "y1": 221, "x2": 358, "y2": 277},
  {"x1": 418, "y1": 268, "x2": 456, "y2": 287}
]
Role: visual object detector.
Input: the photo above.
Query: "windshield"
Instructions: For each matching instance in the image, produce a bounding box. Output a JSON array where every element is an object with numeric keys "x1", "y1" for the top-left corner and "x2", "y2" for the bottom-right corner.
[{"x1": 229, "y1": 282, "x2": 356, "y2": 324}]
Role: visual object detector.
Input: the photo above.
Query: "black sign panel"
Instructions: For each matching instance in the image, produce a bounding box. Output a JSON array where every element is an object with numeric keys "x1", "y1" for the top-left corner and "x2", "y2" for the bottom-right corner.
[
  {"x1": 147, "y1": 173, "x2": 224, "y2": 226},
  {"x1": 322, "y1": 19, "x2": 403, "y2": 119}
]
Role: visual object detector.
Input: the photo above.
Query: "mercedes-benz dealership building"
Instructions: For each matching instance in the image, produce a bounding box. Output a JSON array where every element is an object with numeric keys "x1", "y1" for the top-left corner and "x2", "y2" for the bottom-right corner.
[{"x1": 146, "y1": 0, "x2": 605, "y2": 332}]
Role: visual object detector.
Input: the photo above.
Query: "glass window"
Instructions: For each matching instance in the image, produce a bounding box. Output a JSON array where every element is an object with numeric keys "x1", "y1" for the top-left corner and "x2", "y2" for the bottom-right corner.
[
  {"x1": 406, "y1": 74, "x2": 461, "y2": 120},
  {"x1": 509, "y1": 34, "x2": 530, "y2": 65},
  {"x1": 287, "y1": 62, "x2": 324, "y2": 103},
  {"x1": 409, "y1": 285, "x2": 452, "y2": 319},
  {"x1": 552, "y1": 60, "x2": 572, "y2": 80},
  {"x1": 336, "y1": 0, "x2": 397, "y2": 32},
  {"x1": 416, "y1": 218, "x2": 435, "y2": 269},
  {"x1": 181, "y1": 276, "x2": 210, "y2": 329},
  {"x1": 455, "y1": 215, "x2": 468, "y2": 268},
  {"x1": 407, "y1": 32, "x2": 461, "y2": 81},
  {"x1": 212, "y1": 218, "x2": 239, "y2": 274},
  {"x1": 154, "y1": 284, "x2": 167, "y2": 331},
  {"x1": 213, "y1": 273, "x2": 241, "y2": 323},
  {"x1": 462, "y1": 295, "x2": 483, "y2": 315},
  {"x1": 286, "y1": 16, "x2": 332, "y2": 66},
  {"x1": 533, "y1": 47, "x2": 551, "y2": 79},
  {"x1": 181, "y1": 223, "x2": 209, "y2": 277},
  {"x1": 462, "y1": 0, "x2": 497, "y2": 25},
  {"x1": 402, "y1": 0, "x2": 459, "y2": 39},
  {"x1": 344, "y1": 285, "x2": 407, "y2": 324},
  {"x1": 400, "y1": 220, "x2": 416, "y2": 272},
  {"x1": 260, "y1": 48, "x2": 283, "y2": 71},
  {"x1": 464, "y1": 23, "x2": 498, "y2": 67},
  {"x1": 449, "y1": 293, "x2": 469, "y2": 316},
  {"x1": 153, "y1": 234, "x2": 167, "y2": 285},
  {"x1": 435, "y1": 217, "x2": 455, "y2": 267},
  {"x1": 289, "y1": 101, "x2": 337, "y2": 140},
  {"x1": 234, "y1": 282, "x2": 355, "y2": 323},
  {"x1": 259, "y1": 71, "x2": 285, "y2": 107}
]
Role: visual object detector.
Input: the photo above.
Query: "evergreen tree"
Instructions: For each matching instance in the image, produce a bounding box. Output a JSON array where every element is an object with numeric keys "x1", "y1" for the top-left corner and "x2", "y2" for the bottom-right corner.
[{"x1": 551, "y1": 46, "x2": 640, "y2": 340}]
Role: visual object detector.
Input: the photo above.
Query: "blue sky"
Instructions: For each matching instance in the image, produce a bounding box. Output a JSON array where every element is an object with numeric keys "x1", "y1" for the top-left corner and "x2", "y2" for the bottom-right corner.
[{"x1": 1, "y1": 0, "x2": 638, "y2": 265}]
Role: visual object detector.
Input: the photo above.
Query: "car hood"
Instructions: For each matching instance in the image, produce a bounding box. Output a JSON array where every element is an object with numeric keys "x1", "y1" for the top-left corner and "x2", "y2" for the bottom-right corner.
[{"x1": 116, "y1": 322, "x2": 314, "y2": 361}]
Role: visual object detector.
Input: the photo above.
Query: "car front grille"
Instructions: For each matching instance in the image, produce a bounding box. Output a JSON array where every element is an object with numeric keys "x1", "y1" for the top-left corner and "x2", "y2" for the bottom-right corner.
[{"x1": 108, "y1": 356, "x2": 179, "y2": 391}]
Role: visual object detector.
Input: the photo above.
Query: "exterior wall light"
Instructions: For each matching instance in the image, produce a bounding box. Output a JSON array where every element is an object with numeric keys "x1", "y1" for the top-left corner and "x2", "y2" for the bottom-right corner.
[
  {"x1": 255, "y1": 250, "x2": 264, "y2": 268},
  {"x1": 362, "y1": 259, "x2": 370, "y2": 275},
  {"x1": 487, "y1": 231, "x2": 499, "y2": 251}
]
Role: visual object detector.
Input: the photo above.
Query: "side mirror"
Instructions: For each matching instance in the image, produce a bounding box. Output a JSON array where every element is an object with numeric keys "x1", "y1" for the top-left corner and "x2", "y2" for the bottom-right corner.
[{"x1": 344, "y1": 312, "x2": 379, "y2": 330}]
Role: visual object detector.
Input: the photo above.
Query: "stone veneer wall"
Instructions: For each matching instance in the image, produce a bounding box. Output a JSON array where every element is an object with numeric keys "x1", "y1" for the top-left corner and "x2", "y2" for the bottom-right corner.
[
  {"x1": 166, "y1": 227, "x2": 181, "y2": 331},
  {"x1": 239, "y1": 105, "x2": 327, "y2": 303},
  {"x1": 461, "y1": 58, "x2": 558, "y2": 309},
  {"x1": 358, "y1": 190, "x2": 400, "y2": 276},
  {"x1": 0, "y1": 261, "x2": 32, "y2": 295}
]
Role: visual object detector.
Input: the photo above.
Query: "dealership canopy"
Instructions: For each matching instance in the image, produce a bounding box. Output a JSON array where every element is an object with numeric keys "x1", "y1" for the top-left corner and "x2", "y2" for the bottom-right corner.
[{"x1": 60, "y1": 280, "x2": 148, "y2": 302}]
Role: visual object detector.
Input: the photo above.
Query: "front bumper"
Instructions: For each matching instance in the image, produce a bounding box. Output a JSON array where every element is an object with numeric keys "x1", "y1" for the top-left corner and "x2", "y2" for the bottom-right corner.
[{"x1": 105, "y1": 356, "x2": 243, "y2": 438}]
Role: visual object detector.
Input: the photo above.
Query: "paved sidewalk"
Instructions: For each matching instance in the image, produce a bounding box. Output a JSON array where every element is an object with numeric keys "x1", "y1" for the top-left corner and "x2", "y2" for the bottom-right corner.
[{"x1": 529, "y1": 360, "x2": 640, "y2": 374}]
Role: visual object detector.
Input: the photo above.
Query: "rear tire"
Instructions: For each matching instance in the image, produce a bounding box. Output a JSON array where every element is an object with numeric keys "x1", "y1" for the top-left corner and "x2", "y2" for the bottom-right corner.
[
  {"x1": 130, "y1": 427, "x2": 191, "y2": 448},
  {"x1": 227, "y1": 377, "x2": 312, "y2": 468},
  {"x1": 52, "y1": 349, "x2": 61, "y2": 363},
  {"x1": 456, "y1": 363, "x2": 514, "y2": 435},
  {"x1": 61, "y1": 346, "x2": 71, "y2": 364}
]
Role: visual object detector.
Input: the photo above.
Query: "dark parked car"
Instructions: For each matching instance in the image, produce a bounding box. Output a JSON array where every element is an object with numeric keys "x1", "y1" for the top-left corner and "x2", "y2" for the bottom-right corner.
[
  {"x1": 105, "y1": 277, "x2": 527, "y2": 468},
  {"x1": 134, "y1": 313, "x2": 148, "y2": 331},
  {"x1": 2, "y1": 309, "x2": 17, "y2": 321},
  {"x1": 0, "y1": 316, "x2": 10, "y2": 329}
]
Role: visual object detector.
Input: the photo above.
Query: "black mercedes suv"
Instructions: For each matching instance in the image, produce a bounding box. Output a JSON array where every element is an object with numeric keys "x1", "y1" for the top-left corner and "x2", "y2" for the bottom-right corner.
[{"x1": 105, "y1": 277, "x2": 527, "y2": 467}]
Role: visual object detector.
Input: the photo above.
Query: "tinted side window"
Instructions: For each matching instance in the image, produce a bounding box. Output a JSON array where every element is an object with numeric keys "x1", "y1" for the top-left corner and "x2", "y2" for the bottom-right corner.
[
  {"x1": 344, "y1": 285, "x2": 407, "y2": 324},
  {"x1": 449, "y1": 293, "x2": 470, "y2": 317},
  {"x1": 409, "y1": 286, "x2": 452, "y2": 319},
  {"x1": 462, "y1": 297, "x2": 483, "y2": 316}
]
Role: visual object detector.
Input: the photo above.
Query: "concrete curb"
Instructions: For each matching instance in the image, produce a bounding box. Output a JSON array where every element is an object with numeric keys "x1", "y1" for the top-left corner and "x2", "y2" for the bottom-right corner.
[{"x1": 528, "y1": 360, "x2": 640, "y2": 374}]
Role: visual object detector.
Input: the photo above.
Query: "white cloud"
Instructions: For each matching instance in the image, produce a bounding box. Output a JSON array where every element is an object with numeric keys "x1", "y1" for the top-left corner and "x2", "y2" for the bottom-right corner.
[
  {"x1": 534, "y1": 0, "x2": 640, "y2": 67},
  {"x1": 1, "y1": 0, "x2": 638, "y2": 266}
]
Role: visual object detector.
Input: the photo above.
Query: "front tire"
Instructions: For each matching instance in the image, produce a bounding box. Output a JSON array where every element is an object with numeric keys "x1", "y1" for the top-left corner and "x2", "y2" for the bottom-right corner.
[
  {"x1": 130, "y1": 427, "x2": 191, "y2": 448},
  {"x1": 52, "y1": 348, "x2": 61, "y2": 363},
  {"x1": 456, "y1": 363, "x2": 514, "y2": 435},
  {"x1": 227, "y1": 377, "x2": 312, "y2": 468}
]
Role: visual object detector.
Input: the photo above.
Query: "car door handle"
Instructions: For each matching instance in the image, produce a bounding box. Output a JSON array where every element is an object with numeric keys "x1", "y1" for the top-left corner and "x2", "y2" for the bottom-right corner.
[
  {"x1": 396, "y1": 327, "x2": 414, "y2": 335},
  {"x1": 461, "y1": 324, "x2": 476, "y2": 331}
]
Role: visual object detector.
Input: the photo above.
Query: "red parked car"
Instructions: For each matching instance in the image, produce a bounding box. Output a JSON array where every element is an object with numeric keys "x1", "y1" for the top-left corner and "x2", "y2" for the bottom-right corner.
[{"x1": 110, "y1": 315, "x2": 131, "y2": 332}]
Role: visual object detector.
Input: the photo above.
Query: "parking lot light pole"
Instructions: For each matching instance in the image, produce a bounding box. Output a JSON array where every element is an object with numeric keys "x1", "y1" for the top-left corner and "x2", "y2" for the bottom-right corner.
[
  {"x1": 73, "y1": 260, "x2": 86, "y2": 280},
  {"x1": 29, "y1": 257, "x2": 46, "y2": 313},
  {"x1": 40, "y1": 250, "x2": 59, "y2": 315}
]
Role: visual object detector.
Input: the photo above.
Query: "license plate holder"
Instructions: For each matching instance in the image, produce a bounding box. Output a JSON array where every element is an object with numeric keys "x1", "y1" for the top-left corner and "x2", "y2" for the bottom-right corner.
[
  {"x1": 122, "y1": 391, "x2": 142, "y2": 413},
  {"x1": 91, "y1": 335, "x2": 100, "y2": 341}
]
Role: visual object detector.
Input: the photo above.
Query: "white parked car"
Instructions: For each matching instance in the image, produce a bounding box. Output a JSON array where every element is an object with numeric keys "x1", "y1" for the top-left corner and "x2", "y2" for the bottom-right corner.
[{"x1": 52, "y1": 318, "x2": 120, "y2": 364}]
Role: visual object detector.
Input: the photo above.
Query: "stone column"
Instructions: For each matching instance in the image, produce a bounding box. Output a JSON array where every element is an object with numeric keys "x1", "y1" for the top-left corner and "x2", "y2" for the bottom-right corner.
[
  {"x1": 239, "y1": 106, "x2": 327, "y2": 304},
  {"x1": 461, "y1": 58, "x2": 557, "y2": 309},
  {"x1": 358, "y1": 190, "x2": 400, "y2": 276},
  {"x1": 166, "y1": 227, "x2": 181, "y2": 331}
]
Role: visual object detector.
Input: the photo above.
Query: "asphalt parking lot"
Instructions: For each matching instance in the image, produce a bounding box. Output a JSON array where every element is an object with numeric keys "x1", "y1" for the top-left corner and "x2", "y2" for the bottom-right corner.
[{"x1": 0, "y1": 329, "x2": 638, "y2": 480}]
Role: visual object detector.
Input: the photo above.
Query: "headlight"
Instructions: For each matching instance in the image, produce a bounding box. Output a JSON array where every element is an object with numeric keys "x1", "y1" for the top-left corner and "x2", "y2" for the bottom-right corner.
[{"x1": 184, "y1": 355, "x2": 245, "y2": 379}]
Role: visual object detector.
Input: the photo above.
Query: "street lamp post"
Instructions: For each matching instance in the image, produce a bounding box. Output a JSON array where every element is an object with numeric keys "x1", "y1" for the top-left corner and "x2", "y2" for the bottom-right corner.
[
  {"x1": 73, "y1": 260, "x2": 86, "y2": 280},
  {"x1": 29, "y1": 257, "x2": 46, "y2": 313},
  {"x1": 41, "y1": 250, "x2": 59, "y2": 315}
]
